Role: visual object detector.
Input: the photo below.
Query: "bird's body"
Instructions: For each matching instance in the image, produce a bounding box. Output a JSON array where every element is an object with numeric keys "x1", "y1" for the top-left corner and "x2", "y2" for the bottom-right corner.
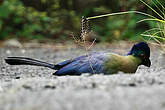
[
  {"x1": 5, "y1": 42, "x2": 151, "y2": 75},
  {"x1": 54, "y1": 52, "x2": 142, "y2": 75}
]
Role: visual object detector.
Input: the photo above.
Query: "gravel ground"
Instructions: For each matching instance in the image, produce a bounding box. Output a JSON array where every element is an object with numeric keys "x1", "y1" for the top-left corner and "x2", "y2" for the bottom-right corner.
[{"x1": 0, "y1": 43, "x2": 165, "y2": 110}]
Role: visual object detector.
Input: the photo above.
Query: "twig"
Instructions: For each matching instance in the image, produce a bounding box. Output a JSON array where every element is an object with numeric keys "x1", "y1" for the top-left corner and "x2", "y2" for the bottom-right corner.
[{"x1": 88, "y1": 38, "x2": 96, "y2": 50}]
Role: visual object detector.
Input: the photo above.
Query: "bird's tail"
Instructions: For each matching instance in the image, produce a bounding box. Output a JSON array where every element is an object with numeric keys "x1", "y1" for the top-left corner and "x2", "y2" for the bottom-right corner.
[{"x1": 5, "y1": 57, "x2": 56, "y2": 70}]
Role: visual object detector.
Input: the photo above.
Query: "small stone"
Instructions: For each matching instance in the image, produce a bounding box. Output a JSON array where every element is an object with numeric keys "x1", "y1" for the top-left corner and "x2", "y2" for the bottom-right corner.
[
  {"x1": 6, "y1": 50, "x2": 11, "y2": 54},
  {"x1": 21, "y1": 49, "x2": 26, "y2": 54},
  {"x1": 15, "y1": 76, "x2": 20, "y2": 79},
  {"x1": 44, "y1": 85, "x2": 56, "y2": 89},
  {"x1": 0, "y1": 86, "x2": 3, "y2": 92},
  {"x1": 3, "y1": 39, "x2": 22, "y2": 48}
]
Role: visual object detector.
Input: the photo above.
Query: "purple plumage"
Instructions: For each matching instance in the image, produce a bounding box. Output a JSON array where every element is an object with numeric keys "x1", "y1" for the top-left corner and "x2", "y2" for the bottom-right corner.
[{"x1": 54, "y1": 52, "x2": 109, "y2": 75}]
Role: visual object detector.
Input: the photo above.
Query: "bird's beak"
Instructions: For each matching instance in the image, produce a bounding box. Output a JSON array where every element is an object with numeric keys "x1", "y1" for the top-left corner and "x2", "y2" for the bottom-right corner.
[{"x1": 144, "y1": 59, "x2": 151, "y2": 67}]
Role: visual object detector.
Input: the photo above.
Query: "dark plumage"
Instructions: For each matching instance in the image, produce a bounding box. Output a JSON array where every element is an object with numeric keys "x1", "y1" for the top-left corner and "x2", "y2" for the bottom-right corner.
[{"x1": 5, "y1": 42, "x2": 151, "y2": 75}]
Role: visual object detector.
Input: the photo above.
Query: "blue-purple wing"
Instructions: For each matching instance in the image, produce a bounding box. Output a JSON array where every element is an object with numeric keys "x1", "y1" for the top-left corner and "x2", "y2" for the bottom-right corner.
[{"x1": 54, "y1": 52, "x2": 109, "y2": 75}]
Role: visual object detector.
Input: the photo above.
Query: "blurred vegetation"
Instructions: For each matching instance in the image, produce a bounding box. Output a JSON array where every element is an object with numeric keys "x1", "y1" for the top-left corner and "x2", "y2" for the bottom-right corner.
[{"x1": 0, "y1": 0, "x2": 163, "y2": 42}]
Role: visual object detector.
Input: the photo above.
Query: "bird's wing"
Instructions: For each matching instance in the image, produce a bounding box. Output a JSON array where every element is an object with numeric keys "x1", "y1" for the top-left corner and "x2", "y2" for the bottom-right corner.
[
  {"x1": 54, "y1": 59, "x2": 73, "y2": 70},
  {"x1": 54, "y1": 52, "x2": 109, "y2": 75},
  {"x1": 54, "y1": 55, "x2": 87, "y2": 70}
]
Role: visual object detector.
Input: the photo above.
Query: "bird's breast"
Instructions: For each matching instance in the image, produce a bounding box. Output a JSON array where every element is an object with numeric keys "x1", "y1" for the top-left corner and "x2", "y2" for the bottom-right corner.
[{"x1": 104, "y1": 54, "x2": 141, "y2": 74}]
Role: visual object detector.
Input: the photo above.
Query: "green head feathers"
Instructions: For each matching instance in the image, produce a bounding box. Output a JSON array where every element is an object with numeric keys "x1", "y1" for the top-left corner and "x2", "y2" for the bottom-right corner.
[{"x1": 127, "y1": 42, "x2": 151, "y2": 67}]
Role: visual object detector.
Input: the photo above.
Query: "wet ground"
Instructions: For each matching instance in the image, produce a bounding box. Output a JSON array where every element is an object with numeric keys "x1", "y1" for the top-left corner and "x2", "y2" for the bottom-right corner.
[{"x1": 0, "y1": 43, "x2": 165, "y2": 110}]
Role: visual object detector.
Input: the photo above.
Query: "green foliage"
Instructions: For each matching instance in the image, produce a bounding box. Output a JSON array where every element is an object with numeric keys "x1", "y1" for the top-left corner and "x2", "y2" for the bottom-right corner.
[
  {"x1": 140, "y1": 0, "x2": 165, "y2": 43},
  {"x1": 0, "y1": 0, "x2": 47, "y2": 40},
  {"x1": 0, "y1": 0, "x2": 160, "y2": 42}
]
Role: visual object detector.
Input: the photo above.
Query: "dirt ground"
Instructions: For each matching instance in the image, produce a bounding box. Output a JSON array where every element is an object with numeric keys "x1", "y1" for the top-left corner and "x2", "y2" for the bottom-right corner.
[{"x1": 0, "y1": 43, "x2": 165, "y2": 110}]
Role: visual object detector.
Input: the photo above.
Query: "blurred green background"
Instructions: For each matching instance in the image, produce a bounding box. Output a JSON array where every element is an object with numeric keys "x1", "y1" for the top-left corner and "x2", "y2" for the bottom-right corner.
[{"x1": 0, "y1": 0, "x2": 163, "y2": 42}]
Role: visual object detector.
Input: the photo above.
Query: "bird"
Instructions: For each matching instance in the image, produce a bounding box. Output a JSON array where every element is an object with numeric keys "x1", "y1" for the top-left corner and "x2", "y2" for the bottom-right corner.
[{"x1": 5, "y1": 42, "x2": 151, "y2": 75}]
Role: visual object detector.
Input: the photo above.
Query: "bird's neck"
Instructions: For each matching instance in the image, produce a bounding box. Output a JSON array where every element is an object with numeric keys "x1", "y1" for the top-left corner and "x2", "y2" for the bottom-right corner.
[
  {"x1": 120, "y1": 55, "x2": 142, "y2": 73},
  {"x1": 125, "y1": 55, "x2": 142, "y2": 66}
]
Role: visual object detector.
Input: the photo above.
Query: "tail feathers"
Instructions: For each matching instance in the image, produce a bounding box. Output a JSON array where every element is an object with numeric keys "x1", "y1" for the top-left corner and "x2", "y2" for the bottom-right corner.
[{"x1": 5, "y1": 57, "x2": 56, "y2": 70}]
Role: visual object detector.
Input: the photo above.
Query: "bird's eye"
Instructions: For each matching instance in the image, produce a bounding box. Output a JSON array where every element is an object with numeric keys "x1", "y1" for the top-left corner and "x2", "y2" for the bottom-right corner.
[{"x1": 140, "y1": 54, "x2": 146, "y2": 59}]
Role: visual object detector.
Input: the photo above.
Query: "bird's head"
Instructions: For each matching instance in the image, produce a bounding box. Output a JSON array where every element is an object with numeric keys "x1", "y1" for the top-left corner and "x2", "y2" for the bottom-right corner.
[{"x1": 127, "y1": 42, "x2": 151, "y2": 67}]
